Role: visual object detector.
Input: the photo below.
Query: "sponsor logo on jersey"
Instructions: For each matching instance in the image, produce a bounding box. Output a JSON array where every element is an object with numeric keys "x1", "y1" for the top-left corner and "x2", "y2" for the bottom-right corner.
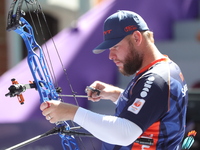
[
  {"x1": 128, "y1": 98, "x2": 145, "y2": 114},
  {"x1": 140, "y1": 76, "x2": 155, "y2": 98},
  {"x1": 182, "y1": 84, "x2": 188, "y2": 97},
  {"x1": 141, "y1": 134, "x2": 153, "y2": 150}
]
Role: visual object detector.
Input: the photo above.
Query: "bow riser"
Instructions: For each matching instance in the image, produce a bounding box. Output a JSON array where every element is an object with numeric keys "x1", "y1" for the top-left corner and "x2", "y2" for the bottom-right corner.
[{"x1": 14, "y1": 17, "x2": 58, "y2": 103}]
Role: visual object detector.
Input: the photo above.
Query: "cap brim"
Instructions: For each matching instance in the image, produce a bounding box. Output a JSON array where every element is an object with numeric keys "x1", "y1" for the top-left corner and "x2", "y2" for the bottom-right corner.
[{"x1": 93, "y1": 37, "x2": 124, "y2": 54}]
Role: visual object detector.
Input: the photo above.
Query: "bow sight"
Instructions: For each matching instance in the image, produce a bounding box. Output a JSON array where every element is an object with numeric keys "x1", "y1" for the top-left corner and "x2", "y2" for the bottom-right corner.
[
  {"x1": 5, "y1": 78, "x2": 31, "y2": 104},
  {"x1": 5, "y1": 78, "x2": 62, "y2": 105}
]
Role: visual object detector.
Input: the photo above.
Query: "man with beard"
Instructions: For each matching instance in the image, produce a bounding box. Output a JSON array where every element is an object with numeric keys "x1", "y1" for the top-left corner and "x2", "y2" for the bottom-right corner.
[{"x1": 40, "y1": 10, "x2": 188, "y2": 150}]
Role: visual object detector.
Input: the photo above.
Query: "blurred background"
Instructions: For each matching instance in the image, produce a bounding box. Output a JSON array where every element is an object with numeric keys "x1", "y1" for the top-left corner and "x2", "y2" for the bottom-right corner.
[{"x1": 0, "y1": 0, "x2": 200, "y2": 149}]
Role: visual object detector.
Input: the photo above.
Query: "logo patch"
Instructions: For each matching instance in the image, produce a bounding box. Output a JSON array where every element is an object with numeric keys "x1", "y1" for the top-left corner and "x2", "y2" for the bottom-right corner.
[
  {"x1": 128, "y1": 98, "x2": 145, "y2": 114},
  {"x1": 104, "y1": 29, "x2": 112, "y2": 35},
  {"x1": 124, "y1": 25, "x2": 137, "y2": 32},
  {"x1": 140, "y1": 76, "x2": 155, "y2": 98}
]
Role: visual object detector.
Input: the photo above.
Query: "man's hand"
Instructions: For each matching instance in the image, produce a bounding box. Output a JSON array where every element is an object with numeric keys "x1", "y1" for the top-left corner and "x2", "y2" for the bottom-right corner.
[
  {"x1": 40, "y1": 100, "x2": 78, "y2": 123},
  {"x1": 86, "y1": 81, "x2": 124, "y2": 103}
]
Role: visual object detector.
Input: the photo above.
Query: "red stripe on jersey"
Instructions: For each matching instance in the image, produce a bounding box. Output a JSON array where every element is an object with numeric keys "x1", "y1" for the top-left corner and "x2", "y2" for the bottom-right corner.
[
  {"x1": 132, "y1": 121, "x2": 160, "y2": 150},
  {"x1": 136, "y1": 57, "x2": 169, "y2": 76}
]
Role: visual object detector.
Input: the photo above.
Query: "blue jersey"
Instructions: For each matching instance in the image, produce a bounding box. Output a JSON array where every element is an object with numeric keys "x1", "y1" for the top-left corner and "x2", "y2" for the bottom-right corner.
[{"x1": 102, "y1": 57, "x2": 188, "y2": 150}]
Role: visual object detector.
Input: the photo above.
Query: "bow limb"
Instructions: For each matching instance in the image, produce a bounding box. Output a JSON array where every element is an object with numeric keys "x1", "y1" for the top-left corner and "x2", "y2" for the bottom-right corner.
[{"x1": 6, "y1": 0, "x2": 80, "y2": 149}]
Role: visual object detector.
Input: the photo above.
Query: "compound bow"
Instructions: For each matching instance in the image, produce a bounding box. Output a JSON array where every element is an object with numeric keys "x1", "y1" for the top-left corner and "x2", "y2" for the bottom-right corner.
[{"x1": 5, "y1": 0, "x2": 91, "y2": 149}]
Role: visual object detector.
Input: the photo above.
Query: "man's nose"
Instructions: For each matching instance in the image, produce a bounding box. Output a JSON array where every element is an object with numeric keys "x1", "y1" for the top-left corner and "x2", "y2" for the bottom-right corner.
[{"x1": 109, "y1": 49, "x2": 116, "y2": 60}]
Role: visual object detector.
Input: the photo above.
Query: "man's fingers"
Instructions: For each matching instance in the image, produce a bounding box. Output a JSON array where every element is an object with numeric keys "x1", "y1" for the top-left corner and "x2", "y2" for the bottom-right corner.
[
  {"x1": 40, "y1": 101, "x2": 49, "y2": 111},
  {"x1": 45, "y1": 114, "x2": 56, "y2": 124},
  {"x1": 40, "y1": 101, "x2": 53, "y2": 117},
  {"x1": 85, "y1": 86, "x2": 101, "y2": 98},
  {"x1": 88, "y1": 95, "x2": 101, "y2": 102}
]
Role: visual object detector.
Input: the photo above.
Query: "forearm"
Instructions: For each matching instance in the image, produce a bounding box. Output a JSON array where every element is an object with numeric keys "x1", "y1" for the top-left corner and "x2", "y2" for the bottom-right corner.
[
  {"x1": 74, "y1": 107, "x2": 142, "y2": 146},
  {"x1": 107, "y1": 86, "x2": 124, "y2": 103},
  {"x1": 113, "y1": 89, "x2": 124, "y2": 104}
]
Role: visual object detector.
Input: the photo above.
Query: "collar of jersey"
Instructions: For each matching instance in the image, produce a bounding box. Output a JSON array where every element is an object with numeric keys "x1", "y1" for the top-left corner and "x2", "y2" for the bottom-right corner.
[{"x1": 136, "y1": 55, "x2": 169, "y2": 76}]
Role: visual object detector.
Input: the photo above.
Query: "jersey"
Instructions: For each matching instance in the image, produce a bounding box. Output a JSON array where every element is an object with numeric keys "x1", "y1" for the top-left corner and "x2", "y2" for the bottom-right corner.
[{"x1": 101, "y1": 57, "x2": 188, "y2": 150}]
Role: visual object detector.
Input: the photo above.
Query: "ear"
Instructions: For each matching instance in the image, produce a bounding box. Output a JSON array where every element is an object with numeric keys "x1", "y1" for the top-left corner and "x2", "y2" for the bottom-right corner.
[{"x1": 131, "y1": 31, "x2": 142, "y2": 46}]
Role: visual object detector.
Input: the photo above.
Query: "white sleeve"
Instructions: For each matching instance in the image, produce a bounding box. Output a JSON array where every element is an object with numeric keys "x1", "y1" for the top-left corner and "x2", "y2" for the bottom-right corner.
[{"x1": 73, "y1": 107, "x2": 142, "y2": 146}]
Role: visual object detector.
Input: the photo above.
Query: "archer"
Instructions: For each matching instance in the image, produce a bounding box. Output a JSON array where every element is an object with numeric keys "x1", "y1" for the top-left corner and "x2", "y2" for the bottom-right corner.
[{"x1": 40, "y1": 10, "x2": 188, "y2": 150}]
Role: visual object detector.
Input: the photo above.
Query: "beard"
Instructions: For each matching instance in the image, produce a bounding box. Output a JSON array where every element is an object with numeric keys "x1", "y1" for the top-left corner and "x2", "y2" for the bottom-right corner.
[{"x1": 119, "y1": 40, "x2": 143, "y2": 76}]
